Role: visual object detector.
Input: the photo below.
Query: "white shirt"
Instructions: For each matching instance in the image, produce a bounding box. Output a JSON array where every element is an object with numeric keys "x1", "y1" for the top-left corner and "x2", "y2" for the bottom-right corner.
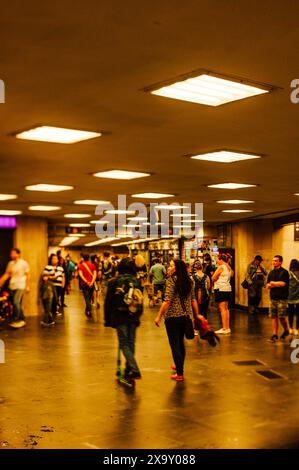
[
  {"x1": 6, "y1": 259, "x2": 30, "y2": 290},
  {"x1": 214, "y1": 264, "x2": 232, "y2": 292}
]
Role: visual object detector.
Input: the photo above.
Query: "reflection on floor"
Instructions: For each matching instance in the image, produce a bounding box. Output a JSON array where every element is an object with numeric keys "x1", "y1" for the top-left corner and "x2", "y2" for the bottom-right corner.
[{"x1": 0, "y1": 288, "x2": 299, "y2": 449}]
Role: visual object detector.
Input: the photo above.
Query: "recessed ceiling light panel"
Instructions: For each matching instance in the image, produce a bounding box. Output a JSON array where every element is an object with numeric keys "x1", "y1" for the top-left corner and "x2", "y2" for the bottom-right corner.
[
  {"x1": 93, "y1": 170, "x2": 150, "y2": 180},
  {"x1": 191, "y1": 150, "x2": 261, "y2": 163},
  {"x1": 217, "y1": 199, "x2": 255, "y2": 204},
  {"x1": 222, "y1": 209, "x2": 253, "y2": 213},
  {"x1": 0, "y1": 210, "x2": 22, "y2": 215},
  {"x1": 29, "y1": 205, "x2": 61, "y2": 211},
  {"x1": 64, "y1": 214, "x2": 91, "y2": 219},
  {"x1": 148, "y1": 71, "x2": 271, "y2": 106},
  {"x1": 74, "y1": 200, "x2": 110, "y2": 205},
  {"x1": 132, "y1": 193, "x2": 175, "y2": 199},
  {"x1": 25, "y1": 184, "x2": 74, "y2": 192},
  {"x1": 208, "y1": 183, "x2": 257, "y2": 189},
  {"x1": 16, "y1": 126, "x2": 101, "y2": 144},
  {"x1": 0, "y1": 194, "x2": 17, "y2": 201}
]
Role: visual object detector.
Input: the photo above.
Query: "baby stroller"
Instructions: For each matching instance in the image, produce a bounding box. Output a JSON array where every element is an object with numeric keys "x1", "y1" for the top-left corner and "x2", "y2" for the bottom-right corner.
[{"x1": 0, "y1": 291, "x2": 13, "y2": 325}]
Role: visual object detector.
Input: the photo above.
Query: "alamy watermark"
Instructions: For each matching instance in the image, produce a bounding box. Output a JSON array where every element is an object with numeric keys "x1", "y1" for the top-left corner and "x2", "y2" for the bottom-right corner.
[
  {"x1": 0, "y1": 80, "x2": 4, "y2": 103},
  {"x1": 290, "y1": 339, "x2": 299, "y2": 364},
  {"x1": 290, "y1": 79, "x2": 299, "y2": 103},
  {"x1": 0, "y1": 339, "x2": 4, "y2": 363},
  {"x1": 94, "y1": 195, "x2": 204, "y2": 240}
]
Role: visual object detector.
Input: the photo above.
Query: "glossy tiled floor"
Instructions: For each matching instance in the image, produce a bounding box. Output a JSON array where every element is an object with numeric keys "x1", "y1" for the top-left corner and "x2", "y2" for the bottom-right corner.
[{"x1": 1, "y1": 288, "x2": 299, "y2": 449}]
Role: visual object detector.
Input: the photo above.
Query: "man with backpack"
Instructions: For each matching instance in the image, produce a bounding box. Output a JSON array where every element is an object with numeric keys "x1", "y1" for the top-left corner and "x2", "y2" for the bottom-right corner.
[{"x1": 104, "y1": 257, "x2": 143, "y2": 381}]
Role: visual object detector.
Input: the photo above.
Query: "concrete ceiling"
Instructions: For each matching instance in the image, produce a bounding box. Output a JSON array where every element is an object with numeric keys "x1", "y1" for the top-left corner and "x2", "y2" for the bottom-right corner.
[{"x1": 1, "y1": 0, "x2": 299, "y2": 244}]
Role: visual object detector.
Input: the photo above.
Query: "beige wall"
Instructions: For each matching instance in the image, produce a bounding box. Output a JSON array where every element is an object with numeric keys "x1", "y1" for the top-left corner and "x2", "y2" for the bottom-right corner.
[
  {"x1": 232, "y1": 221, "x2": 299, "y2": 308},
  {"x1": 14, "y1": 217, "x2": 48, "y2": 316}
]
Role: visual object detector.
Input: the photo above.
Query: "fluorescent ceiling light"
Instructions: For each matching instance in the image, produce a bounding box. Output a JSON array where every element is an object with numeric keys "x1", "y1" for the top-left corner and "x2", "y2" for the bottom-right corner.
[
  {"x1": 132, "y1": 193, "x2": 175, "y2": 199},
  {"x1": 172, "y1": 213, "x2": 198, "y2": 218},
  {"x1": 0, "y1": 210, "x2": 22, "y2": 215},
  {"x1": 85, "y1": 238, "x2": 119, "y2": 247},
  {"x1": 69, "y1": 223, "x2": 91, "y2": 227},
  {"x1": 74, "y1": 200, "x2": 110, "y2": 205},
  {"x1": 89, "y1": 220, "x2": 110, "y2": 224},
  {"x1": 294, "y1": 193, "x2": 299, "y2": 196},
  {"x1": 64, "y1": 214, "x2": 91, "y2": 219},
  {"x1": 217, "y1": 199, "x2": 255, "y2": 204},
  {"x1": 154, "y1": 204, "x2": 188, "y2": 209},
  {"x1": 29, "y1": 205, "x2": 61, "y2": 211},
  {"x1": 105, "y1": 210, "x2": 136, "y2": 215},
  {"x1": 142, "y1": 222, "x2": 151, "y2": 226},
  {"x1": 122, "y1": 224, "x2": 138, "y2": 228},
  {"x1": 191, "y1": 150, "x2": 261, "y2": 163},
  {"x1": 59, "y1": 237, "x2": 81, "y2": 246},
  {"x1": 127, "y1": 217, "x2": 148, "y2": 221},
  {"x1": 173, "y1": 225, "x2": 192, "y2": 229},
  {"x1": 0, "y1": 194, "x2": 17, "y2": 201},
  {"x1": 25, "y1": 184, "x2": 74, "y2": 192},
  {"x1": 16, "y1": 126, "x2": 101, "y2": 144},
  {"x1": 207, "y1": 183, "x2": 257, "y2": 189},
  {"x1": 180, "y1": 220, "x2": 203, "y2": 223},
  {"x1": 68, "y1": 234, "x2": 85, "y2": 237},
  {"x1": 93, "y1": 170, "x2": 150, "y2": 180},
  {"x1": 222, "y1": 209, "x2": 253, "y2": 213},
  {"x1": 155, "y1": 222, "x2": 165, "y2": 226},
  {"x1": 150, "y1": 72, "x2": 269, "y2": 106}
]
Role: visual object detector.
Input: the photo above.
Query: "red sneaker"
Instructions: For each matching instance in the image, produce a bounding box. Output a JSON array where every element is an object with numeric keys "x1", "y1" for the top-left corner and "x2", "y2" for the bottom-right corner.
[{"x1": 171, "y1": 374, "x2": 184, "y2": 381}]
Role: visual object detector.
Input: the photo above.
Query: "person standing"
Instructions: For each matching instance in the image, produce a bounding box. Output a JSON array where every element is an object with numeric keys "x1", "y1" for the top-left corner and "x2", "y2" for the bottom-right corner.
[
  {"x1": 0, "y1": 248, "x2": 30, "y2": 328},
  {"x1": 266, "y1": 255, "x2": 290, "y2": 343},
  {"x1": 78, "y1": 254, "x2": 97, "y2": 318},
  {"x1": 149, "y1": 258, "x2": 166, "y2": 304},
  {"x1": 104, "y1": 258, "x2": 143, "y2": 381},
  {"x1": 246, "y1": 255, "x2": 267, "y2": 315},
  {"x1": 212, "y1": 253, "x2": 233, "y2": 335},
  {"x1": 192, "y1": 260, "x2": 210, "y2": 319},
  {"x1": 288, "y1": 259, "x2": 299, "y2": 335},
  {"x1": 154, "y1": 259, "x2": 201, "y2": 382},
  {"x1": 42, "y1": 254, "x2": 65, "y2": 320},
  {"x1": 203, "y1": 253, "x2": 216, "y2": 293}
]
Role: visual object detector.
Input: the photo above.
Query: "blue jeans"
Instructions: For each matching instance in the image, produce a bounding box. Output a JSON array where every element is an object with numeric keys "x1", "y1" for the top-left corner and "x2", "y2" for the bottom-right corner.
[
  {"x1": 116, "y1": 323, "x2": 140, "y2": 374},
  {"x1": 11, "y1": 289, "x2": 25, "y2": 322}
]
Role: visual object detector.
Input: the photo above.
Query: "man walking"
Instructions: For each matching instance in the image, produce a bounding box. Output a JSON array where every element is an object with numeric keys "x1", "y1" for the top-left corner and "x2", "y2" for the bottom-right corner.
[
  {"x1": 0, "y1": 248, "x2": 30, "y2": 328},
  {"x1": 149, "y1": 258, "x2": 166, "y2": 304},
  {"x1": 246, "y1": 255, "x2": 267, "y2": 315},
  {"x1": 78, "y1": 254, "x2": 97, "y2": 318},
  {"x1": 266, "y1": 255, "x2": 289, "y2": 342}
]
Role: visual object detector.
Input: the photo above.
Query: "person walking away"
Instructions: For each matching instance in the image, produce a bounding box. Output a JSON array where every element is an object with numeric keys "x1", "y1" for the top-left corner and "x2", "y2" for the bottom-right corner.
[
  {"x1": 91, "y1": 254, "x2": 101, "y2": 309},
  {"x1": 100, "y1": 252, "x2": 114, "y2": 298},
  {"x1": 65, "y1": 254, "x2": 76, "y2": 294},
  {"x1": 212, "y1": 253, "x2": 233, "y2": 335},
  {"x1": 57, "y1": 255, "x2": 67, "y2": 310},
  {"x1": 39, "y1": 271, "x2": 56, "y2": 327},
  {"x1": 246, "y1": 255, "x2": 267, "y2": 315},
  {"x1": 192, "y1": 260, "x2": 210, "y2": 319},
  {"x1": 78, "y1": 254, "x2": 97, "y2": 318},
  {"x1": 203, "y1": 253, "x2": 216, "y2": 294},
  {"x1": 104, "y1": 258, "x2": 143, "y2": 381},
  {"x1": 149, "y1": 258, "x2": 166, "y2": 304},
  {"x1": 287, "y1": 259, "x2": 299, "y2": 335},
  {"x1": 43, "y1": 254, "x2": 65, "y2": 320},
  {"x1": 0, "y1": 248, "x2": 30, "y2": 329},
  {"x1": 154, "y1": 259, "x2": 202, "y2": 382},
  {"x1": 266, "y1": 255, "x2": 290, "y2": 342}
]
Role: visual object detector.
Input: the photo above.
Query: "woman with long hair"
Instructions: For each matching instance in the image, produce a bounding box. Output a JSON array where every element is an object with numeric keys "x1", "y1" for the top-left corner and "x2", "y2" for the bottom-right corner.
[
  {"x1": 212, "y1": 253, "x2": 234, "y2": 335},
  {"x1": 154, "y1": 259, "x2": 201, "y2": 381},
  {"x1": 288, "y1": 259, "x2": 299, "y2": 335}
]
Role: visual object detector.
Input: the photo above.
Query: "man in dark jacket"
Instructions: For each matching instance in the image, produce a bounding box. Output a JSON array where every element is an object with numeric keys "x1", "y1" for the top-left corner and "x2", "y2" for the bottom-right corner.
[
  {"x1": 266, "y1": 255, "x2": 289, "y2": 343},
  {"x1": 104, "y1": 258, "x2": 143, "y2": 380},
  {"x1": 246, "y1": 255, "x2": 267, "y2": 315}
]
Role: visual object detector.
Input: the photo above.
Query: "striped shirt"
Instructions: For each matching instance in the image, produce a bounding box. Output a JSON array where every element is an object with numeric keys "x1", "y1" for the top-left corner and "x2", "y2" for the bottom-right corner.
[{"x1": 43, "y1": 265, "x2": 64, "y2": 287}]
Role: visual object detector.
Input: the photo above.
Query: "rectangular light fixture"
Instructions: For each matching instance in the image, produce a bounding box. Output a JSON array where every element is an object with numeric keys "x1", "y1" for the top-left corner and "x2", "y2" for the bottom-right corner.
[
  {"x1": 222, "y1": 209, "x2": 253, "y2": 213},
  {"x1": 25, "y1": 184, "x2": 74, "y2": 192},
  {"x1": 105, "y1": 210, "x2": 136, "y2": 215},
  {"x1": 173, "y1": 225, "x2": 192, "y2": 229},
  {"x1": 74, "y1": 200, "x2": 110, "y2": 205},
  {"x1": 208, "y1": 183, "x2": 257, "y2": 189},
  {"x1": 0, "y1": 210, "x2": 21, "y2": 216},
  {"x1": 16, "y1": 126, "x2": 101, "y2": 144},
  {"x1": 85, "y1": 238, "x2": 119, "y2": 247},
  {"x1": 127, "y1": 217, "x2": 148, "y2": 221},
  {"x1": 217, "y1": 199, "x2": 255, "y2": 204},
  {"x1": 70, "y1": 223, "x2": 91, "y2": 227},
  {"x1": 64, "y1": 213, "x2": 91, "y2": 219},
  {"x1": 90, "y1": 220, "x2": 110, "y2": 224},
  {"x1": 154, "y1": 204, "x2": 188, "y2": 209},
  {"x1": 132, "y1": 193, "x2": 175, "y2": 199},
  {"x1": 59, "y1": 237, "x2": 81, "y2": 246},
  {"x1": 93, "y1": 170, "x2": 150, "y2": 180},
  {"x1": 29, "y1": 205, "x2": 61, "y2": 211},
  {"x1": 148, "y1": 71, "x2": 271, "y2": 106},
  {"x1": 191, "y1": 150, "x2": 261, "y2": 163},
  {"x1": 0, "y1": 194, "x2": 17, "y2": 201}
]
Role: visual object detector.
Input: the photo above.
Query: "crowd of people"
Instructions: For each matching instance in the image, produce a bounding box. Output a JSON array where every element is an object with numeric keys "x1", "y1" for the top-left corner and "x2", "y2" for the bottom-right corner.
[{"x1": 0, "y1": 247, "x2": 299, "y2": 381}]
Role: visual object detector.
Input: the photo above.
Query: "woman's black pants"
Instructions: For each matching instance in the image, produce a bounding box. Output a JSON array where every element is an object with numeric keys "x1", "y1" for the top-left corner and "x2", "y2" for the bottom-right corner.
[{"x1": 165, "y1": 316, "x2": 187, "y2": 376}]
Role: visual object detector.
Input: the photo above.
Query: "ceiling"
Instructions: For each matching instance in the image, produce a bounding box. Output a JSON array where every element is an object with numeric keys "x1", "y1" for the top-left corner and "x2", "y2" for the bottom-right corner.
[{"x1": 1, "y1": 0, "x2": 299, "y2": 246}]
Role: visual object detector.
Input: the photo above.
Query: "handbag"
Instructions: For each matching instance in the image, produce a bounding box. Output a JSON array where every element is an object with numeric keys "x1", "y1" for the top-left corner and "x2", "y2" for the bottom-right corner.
[
  {"x1": 241, "y1": 279, "x2": 249, "y2": 289},
  {"x1": 179, "y1": 296, "x2": 194, "y2": 340}
]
